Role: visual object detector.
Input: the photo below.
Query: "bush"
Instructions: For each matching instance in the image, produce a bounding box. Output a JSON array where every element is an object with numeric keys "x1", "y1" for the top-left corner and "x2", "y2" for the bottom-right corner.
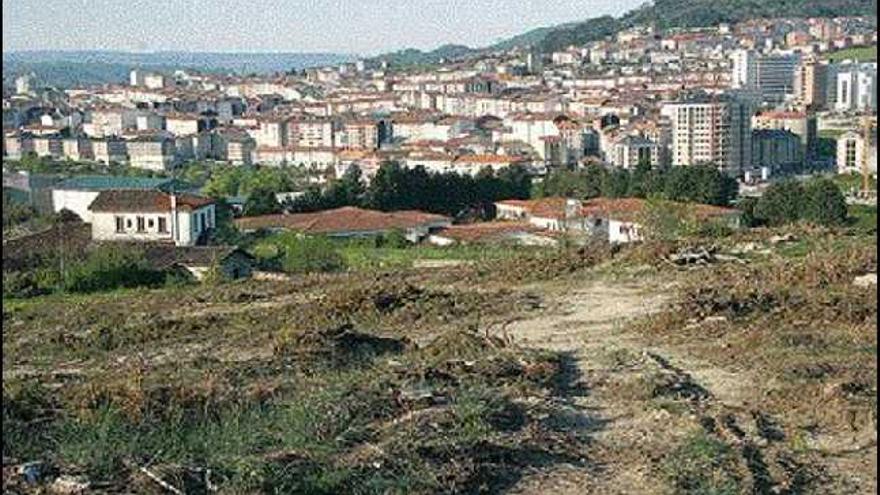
[
  {"x1": 754, "y1": 178, "x2": 850, "y2": 228},
  {"x1": 737, "y1": 197, "x2": 762, "y2": 228},
  {"x1": 803, "y1": 177, "x2": 848, "y2": 227},
  {"x1": 636, "y1": 197, "x2": 700, "y2": 241},
  {"x1": 275, "y1": 234, "x2": 346, "y2": 274},
  {"x1": 63, "y1": 246, "x2": 165, "y2": 293},
  {"x1": 754, "y1": 180, "x2": 805, "y2": 227},
  {"x1": 243, "y1": 188, "x2": 281, "y2": 216},
  {"x1": 376, "y1": 229, "x2": 409, "y2": 248}
]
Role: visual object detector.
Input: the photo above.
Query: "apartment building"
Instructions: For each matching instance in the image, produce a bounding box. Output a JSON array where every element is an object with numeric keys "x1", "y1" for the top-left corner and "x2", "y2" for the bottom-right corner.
[
  {"x1": 793, "y1": 59, "x2": 829, "y2": 109},
  {"x1": 751, "y1": 129, "x2": 803, "y2": 170},
  {"x1": 752, "y1": 111, "x2": 815, "y2": 155},
  {"x1": 84, "y1": 107, "x2": 138, "y2": 137},
  {"x1": 731, "y1": 49, "x2": 800, "y2": 101},
  {"x1": 92, "y1": 137, "x2": 128, "y2": 164},
  {"x1": 835, "y1": 62, "x2": 877, "y2": 112},
  {"x1": 287, "y1": 116, "x2": 335, "y2": 148},
  {"x1": 661, "y1": 94, "x2": 753, "y2": 175},
  {"x1": 609, "y1": 135, "x2": 660, "y2": 169},
  {"x1": 126, "y1": 136, "x2": 178, "y2": 171}
]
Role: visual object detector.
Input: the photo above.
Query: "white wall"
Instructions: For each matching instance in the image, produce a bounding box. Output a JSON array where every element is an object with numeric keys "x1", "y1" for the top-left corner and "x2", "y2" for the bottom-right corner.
[
  {"x1": 92, "y1": 211, "x2": 175, "y2": 242},
  {"x1": 52, "y1": 190, "x2": 100, "y2": 222},
  {"x1": 608, "y1": 219, "x2": 643, "y2": 244}
]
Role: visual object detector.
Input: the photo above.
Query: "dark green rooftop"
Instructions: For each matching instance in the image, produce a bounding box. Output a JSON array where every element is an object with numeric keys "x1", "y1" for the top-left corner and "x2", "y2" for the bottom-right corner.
[{"x1": 53, "y1": 175, "x2": 194, "y2": 193}]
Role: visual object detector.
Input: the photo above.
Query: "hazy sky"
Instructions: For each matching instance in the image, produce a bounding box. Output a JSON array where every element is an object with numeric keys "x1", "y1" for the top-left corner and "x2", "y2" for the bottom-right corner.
[{"x1": 3, "y1": 0, "x2": 643, "y2": 55}]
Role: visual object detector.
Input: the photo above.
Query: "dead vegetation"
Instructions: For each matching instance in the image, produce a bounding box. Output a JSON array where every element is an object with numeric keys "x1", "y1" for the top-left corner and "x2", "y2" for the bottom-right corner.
[
  {"x1": 3, "y1": 226, "x2": 876, "y2": 494},
  {"x1": 2, "y1": 252, "x2": 606, "y2": 494},
  {"x1": 628, "y1": 229, "x2": 877, "y2": 493}
]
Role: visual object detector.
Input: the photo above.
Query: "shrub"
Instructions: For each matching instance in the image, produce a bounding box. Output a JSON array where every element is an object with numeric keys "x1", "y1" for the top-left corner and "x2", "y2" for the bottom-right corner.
[
  {"x1": 63, "y1": 246, "x2": 165, "y2": 293},
  {"x1": 754, "y1": 180, "x2": 806, "y2": 227},
  {"x1": 803, "y1": 177, "x2": 848, "y2": 227},
  {"x1": 377, "y1": 229, "x2": 409, "y2": 248},
  {"x1": 277, "y1": 234, "x2": 346, "y2": 274},
  {"x1": 243, "y1": 188, "x2": 281, "y2": 216},
  {"x1": 636, "y1": 197, "x2": 700, "y2": 241},
  {"x1": 737, "y1": 196, "x2": 763, "y2": 228}
]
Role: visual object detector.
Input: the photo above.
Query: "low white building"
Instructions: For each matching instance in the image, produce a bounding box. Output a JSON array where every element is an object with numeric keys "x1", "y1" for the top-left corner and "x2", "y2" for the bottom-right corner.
[
  {"x1": 88, "y1": 190, "x2": 216, "y2": 247},
  {"x1": 837, "y1": 130, "x2": 877, "y2": 176},
  {"x1": 51, "y1": 176, "x2": 189, "y2": 223}
]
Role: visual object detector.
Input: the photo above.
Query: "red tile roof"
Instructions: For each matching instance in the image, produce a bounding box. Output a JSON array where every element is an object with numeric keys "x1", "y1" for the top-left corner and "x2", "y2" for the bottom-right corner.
[
  {"x1": 432, "y1": 221, "x2": 544, "y2": 243},
  {"x1": 89, "y1": 190, "x2": 214, "y2": 213},
  {"x1": 497, "y1": 197, "x2": 740, "y2": 222},
  {"x1": 234, "y1": 206, "x2": 450, "y2": 234}
]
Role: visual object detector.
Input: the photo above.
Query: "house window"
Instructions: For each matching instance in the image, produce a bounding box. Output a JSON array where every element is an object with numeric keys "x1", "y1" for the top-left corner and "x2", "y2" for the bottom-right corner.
[
  {"x1": 201, "y1": 212, "x2": 208, "y2": 230},
  {"x1": 158, "y1": 217, "x2": 168, "y2": 233},
  {"x1": 148, "y1": 218, "x2": 155, "y2": 229},
  {"x1": 115, "y1": 216, "x2": 124, "y2": 233},
  {"x1": 126, "y1": 218, "x2": 132, "y2": 228},
  {"x1": 136, "y1": 216, "x2": 145, "y2": 232}
]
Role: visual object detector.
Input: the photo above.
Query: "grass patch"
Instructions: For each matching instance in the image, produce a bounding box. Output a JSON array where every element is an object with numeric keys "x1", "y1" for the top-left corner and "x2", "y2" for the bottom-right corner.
[
  {"x1": 2, "y1": 260, "x2": 580, "y2": 493},
  {"x1": 663, "y1": 431, "x2": 742, "y2": 495},
  {"x1": 824, "y1": 44, "x2": 877, "y2": 63}
]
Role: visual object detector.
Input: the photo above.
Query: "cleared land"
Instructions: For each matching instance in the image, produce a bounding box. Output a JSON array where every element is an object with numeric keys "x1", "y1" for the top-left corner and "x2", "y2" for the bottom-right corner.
[{"x1": 3, "y1": 221, "x2": 877, "y2": 494}]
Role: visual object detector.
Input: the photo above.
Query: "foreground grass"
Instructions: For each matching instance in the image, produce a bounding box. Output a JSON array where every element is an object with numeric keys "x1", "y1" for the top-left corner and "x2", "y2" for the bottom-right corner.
[{"x1": 3, "y1": 252, "x2": 610, "y2": 493}]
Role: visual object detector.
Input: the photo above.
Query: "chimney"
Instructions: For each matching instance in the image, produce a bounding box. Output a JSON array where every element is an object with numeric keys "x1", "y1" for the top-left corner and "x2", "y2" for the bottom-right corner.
[
  {"x1": 170, "y1": 193, "x2": 179, "y2": 245},
  {"x1": 565, "y1": 198, "x2": 582, "y2": 220}
]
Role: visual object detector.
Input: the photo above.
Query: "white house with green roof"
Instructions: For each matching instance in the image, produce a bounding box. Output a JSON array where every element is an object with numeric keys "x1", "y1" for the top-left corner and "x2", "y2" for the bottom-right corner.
[{"x1": 51, "y1": 175, "x2": 192, "y2": 223}]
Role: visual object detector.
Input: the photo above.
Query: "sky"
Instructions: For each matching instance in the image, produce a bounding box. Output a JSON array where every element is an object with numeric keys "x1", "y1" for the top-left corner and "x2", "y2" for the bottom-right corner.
[{"x1": 2, "y1": 0, "x2": 644, "y2": 55}]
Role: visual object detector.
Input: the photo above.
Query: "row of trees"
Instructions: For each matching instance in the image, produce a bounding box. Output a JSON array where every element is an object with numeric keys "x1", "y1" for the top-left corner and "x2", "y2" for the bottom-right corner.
[
  {"x1": 276, "y1": 162, "x2": 532, "y2": 217},
  {"x1": 535, "y1": 162, "x2": 739, "y2": 207}
]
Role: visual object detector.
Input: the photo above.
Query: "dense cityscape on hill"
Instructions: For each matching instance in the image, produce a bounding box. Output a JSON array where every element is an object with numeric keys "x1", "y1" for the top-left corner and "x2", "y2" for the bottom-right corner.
[{"x1": 2, "y1": 1, "x2": 878, "y2": 493}]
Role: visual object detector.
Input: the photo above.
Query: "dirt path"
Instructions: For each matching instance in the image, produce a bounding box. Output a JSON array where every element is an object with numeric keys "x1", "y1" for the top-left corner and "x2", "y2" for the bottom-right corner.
[{"x1": 504, "y1": 276, "x2": 675, "y2": 494}]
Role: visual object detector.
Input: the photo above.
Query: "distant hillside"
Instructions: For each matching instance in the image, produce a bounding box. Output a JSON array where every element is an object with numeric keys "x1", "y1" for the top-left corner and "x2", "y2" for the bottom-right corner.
[
  {"x1": 2, "y1": 51, "x2": 356, "y2": 89},
  {"x1": 527, "y1": 0, "x2": 877, "y2": 53},
  {"x1": 373, "y1": 44, "x2": 478, "y2": 70},
  {"x1": 374, "y1": 0, "x2": 877, "y2": 67}
]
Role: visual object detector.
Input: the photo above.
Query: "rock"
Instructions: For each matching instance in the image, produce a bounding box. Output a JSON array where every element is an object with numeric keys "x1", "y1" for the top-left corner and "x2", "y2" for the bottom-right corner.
[
  {"x1": 49, "y1": 475, "x2": 90, "y2": 495},
  {"x1": 734, "y1": 241, "x2": 760, "y2": 253},
  {"x1": 17, "y1": 461, "x2": 46, "y2": 484},
  {"x1": 768, "y1": 233, "x2": 797, "y2": 245},
  {"x1": 704, "y1": 315, "x2": 729, "y2": 324},
  {"x1": 853, "y1": 273, "x2": 877, "y2": 288}
]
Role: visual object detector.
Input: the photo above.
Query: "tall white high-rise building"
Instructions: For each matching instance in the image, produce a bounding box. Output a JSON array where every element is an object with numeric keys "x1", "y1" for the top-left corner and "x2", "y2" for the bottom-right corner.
[
  {"x1": 661, "y1": 93, "x2": 754, "y2": 175},
  {"x1": 835, "y1": 62, "x2": 877, "y2": 112},
  {"x1": 731, "y1": 49, "x2": 801, "y2": 101}
]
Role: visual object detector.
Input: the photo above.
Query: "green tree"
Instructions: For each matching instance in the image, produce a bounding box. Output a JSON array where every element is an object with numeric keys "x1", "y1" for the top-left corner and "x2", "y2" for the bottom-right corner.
[
  {"x1": 602, "y1": 168, "x2": 631, "y2": 197},
  {"x1": 325, "y1": 165, "x2": 366, "y2": 207},
  {"x1": 581, "y1": 165, "x2": 608, "y2": 199},
  {"x1": 497, "y1": 164, "x2": 532, "y2": 199},
  {"x1": 754, "y1": 180, "x2": 806, "y2": 226},
  {"x1": 737, "y1": 196, "x2": 763, "y2": 228},
  {"x1": 279, "y1": 234, "x2": 346, "y2": 274},
  {"x1": 803, "y1": 177, "x2": 848, "y2": 226},
  {"x1": 203, "y1": 166, "x2": 244, "y2": 198},
  {"x1": 628, "y1": 160, "x2": 656, "y2": 198},
  {"x1": 243, "y1": 188, "x2": 281, "y2": 216}
]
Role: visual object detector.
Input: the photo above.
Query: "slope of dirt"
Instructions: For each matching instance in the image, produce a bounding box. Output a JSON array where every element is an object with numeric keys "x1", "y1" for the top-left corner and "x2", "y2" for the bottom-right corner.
[
  {"x1": 504, "y1": 277, "x2": 676, "y2": 494},
  {"x1": 501, "y1": 271, "x2": 875, "y2": 494}
]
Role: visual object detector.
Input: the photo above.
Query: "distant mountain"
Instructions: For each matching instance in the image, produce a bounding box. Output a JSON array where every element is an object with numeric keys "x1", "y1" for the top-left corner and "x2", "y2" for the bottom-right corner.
[
  {"x1": 2, "y1": 51, "x2": 356, "y2": 89},
  {"x1": 373, "y1": 0, "x2": 877, "y2": 67}
]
